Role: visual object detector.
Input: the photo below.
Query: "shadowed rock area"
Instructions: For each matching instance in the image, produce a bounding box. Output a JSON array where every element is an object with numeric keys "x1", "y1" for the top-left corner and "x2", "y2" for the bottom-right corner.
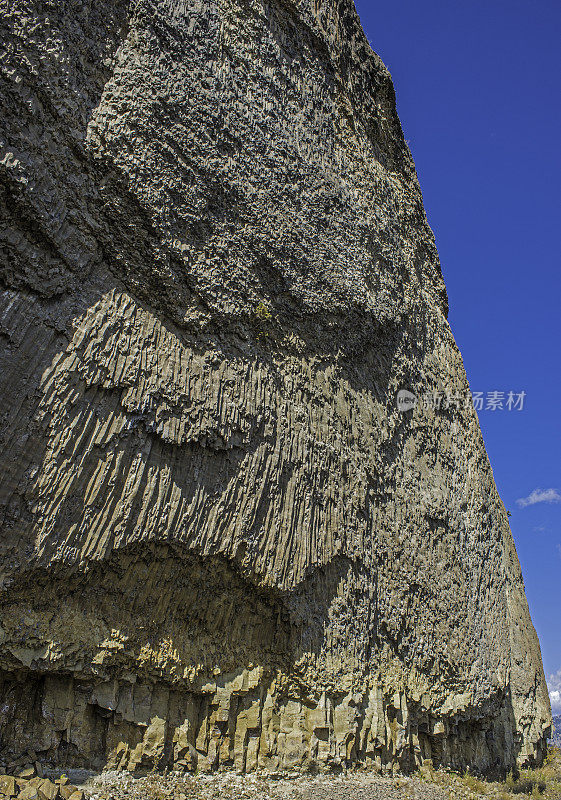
[{"x1": 0, "y1": 0, "x2": 551, "y2": 777}]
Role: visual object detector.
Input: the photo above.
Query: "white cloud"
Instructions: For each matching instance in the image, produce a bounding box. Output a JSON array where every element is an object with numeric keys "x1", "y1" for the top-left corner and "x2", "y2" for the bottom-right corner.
[
  {"x1": 548, "y1": 670, "x2": 561, "y2": 714},
  {"x1": 516, "y1": 488, "x2": 561, "y2": 508}
]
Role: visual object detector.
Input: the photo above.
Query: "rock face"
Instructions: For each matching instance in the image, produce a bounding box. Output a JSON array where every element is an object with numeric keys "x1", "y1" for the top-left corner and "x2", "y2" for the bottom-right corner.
[
  {"x1": 0, "y1": 0, "x2": 551, "y2": 777},
  {"x1": 550, "y1": 716, "x2": 561, "y2": 747}
]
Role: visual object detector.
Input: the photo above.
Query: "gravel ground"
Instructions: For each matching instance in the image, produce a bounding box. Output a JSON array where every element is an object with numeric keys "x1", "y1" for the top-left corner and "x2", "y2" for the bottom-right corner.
[
  {"x1": 74, "y1": 748, "x2": 561, "y2": 800},
  {"x1": 82, "y1": 771, "x2": 454, "y2": 800}
]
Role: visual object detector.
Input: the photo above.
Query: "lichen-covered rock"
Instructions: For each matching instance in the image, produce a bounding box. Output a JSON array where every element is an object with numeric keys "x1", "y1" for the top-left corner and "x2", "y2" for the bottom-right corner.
[{"x1": 0, "y1": 0, "x2": 551, "y2": 777}]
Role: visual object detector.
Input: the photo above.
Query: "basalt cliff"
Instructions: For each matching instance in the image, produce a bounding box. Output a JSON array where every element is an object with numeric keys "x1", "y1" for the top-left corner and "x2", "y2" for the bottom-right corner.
[{"x1": 0, "y1": 0, "x2": 551, "y2": 777}]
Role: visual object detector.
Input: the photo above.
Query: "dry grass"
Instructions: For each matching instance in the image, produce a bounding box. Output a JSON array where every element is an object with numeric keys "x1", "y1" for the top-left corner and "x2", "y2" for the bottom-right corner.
[
  {"x1": 426, "y1": 746, "x2": 561, "y2": 800},
  {"x1": 515, "y1": 746, "x2": 561, "y2": 799}
]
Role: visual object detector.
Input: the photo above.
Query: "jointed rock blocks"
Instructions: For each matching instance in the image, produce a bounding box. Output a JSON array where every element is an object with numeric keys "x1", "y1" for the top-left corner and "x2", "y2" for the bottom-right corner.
[
  {"x1": 0, "y1": 669, "x2": 533, "y2": 775},
  {"x1": 0, "y1": 0, "x2": 551, "y2": 776},
  {"x1": 0, "y1": 772, "x2": 84, "y2": 800}
]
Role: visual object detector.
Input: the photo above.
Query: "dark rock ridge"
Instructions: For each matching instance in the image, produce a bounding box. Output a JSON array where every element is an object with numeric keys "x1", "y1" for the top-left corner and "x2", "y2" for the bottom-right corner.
[{"x1": 0, "y1": 0, "x2": 551, "y2": 776}]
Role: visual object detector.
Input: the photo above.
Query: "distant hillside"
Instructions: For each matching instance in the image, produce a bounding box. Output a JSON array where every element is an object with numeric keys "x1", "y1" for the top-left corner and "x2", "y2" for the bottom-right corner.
[{"x1": 550, "y1": 715, "x2": 561, "y2": 746}]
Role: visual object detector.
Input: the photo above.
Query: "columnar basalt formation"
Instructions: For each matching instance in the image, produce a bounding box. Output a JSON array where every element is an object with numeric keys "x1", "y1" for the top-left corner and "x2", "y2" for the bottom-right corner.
[{"x1": 0, "y1": 0, "x2": 551, "y2": 776}]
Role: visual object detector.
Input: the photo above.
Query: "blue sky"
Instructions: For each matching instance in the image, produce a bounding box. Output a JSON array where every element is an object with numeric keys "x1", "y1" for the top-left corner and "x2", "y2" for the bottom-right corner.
[{"x1": 353, "y1": 0, "x2": 561, "y2": 706}]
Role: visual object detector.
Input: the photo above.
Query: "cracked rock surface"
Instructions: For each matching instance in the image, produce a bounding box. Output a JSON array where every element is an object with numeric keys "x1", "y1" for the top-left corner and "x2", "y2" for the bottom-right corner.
[{"x1": 0, "y1": 0, "x2": 551, "y2": 777}]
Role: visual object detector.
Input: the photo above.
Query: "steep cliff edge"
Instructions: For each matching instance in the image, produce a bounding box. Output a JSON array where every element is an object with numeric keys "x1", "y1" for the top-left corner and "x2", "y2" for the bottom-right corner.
[{"x1": 0, "y1": 0, "x2": 551, "y2": 775}]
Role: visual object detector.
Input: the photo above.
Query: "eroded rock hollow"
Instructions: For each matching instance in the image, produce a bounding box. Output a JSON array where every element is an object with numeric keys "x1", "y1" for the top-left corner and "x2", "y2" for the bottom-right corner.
[{"x1": 0, "y1": 0, "x2": 551, "y2": 776}]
